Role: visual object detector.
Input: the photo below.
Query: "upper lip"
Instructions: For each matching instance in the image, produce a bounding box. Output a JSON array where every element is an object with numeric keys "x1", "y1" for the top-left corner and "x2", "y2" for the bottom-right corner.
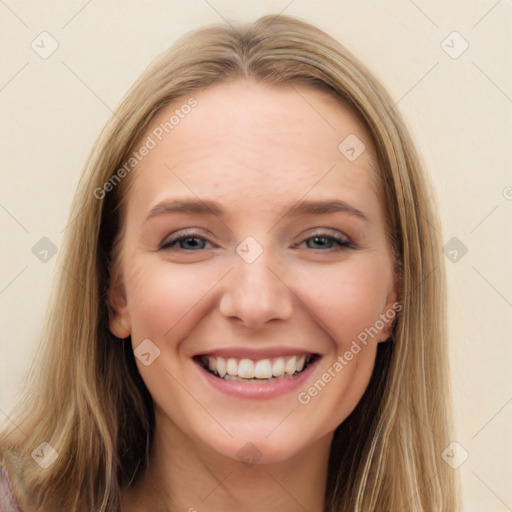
[{"x1": 194, "y1": 346, "x2": 319, "y2": 360}]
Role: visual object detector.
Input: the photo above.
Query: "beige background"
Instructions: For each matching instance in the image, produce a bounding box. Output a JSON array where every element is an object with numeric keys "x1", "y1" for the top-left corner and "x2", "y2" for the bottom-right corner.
[{"x1": 1, "y1": 1, "x2": 511, "y2": 510}]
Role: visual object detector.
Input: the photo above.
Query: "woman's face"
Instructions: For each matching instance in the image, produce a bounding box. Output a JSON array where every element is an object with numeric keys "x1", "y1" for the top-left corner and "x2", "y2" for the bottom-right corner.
[{"x1": 109, "y1": 80, "x2": 398, "y2": 465}]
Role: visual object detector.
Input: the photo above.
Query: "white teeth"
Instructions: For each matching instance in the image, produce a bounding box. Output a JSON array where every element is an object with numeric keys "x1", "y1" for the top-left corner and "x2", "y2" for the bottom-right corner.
[
  {"x1": 227, "y1": 358, "x2": 238, "y2": 376},
  {"x1": 272, "y1": 357, "x2": 285, "y2": 377},
  {"x1": 238, "y1": 359, "x2": 255, "y2": 379},
  {"x1": 201, "y1": 354, "x2": 313, "y2": 380},
  {"x1": 254, "y1": 359, "x2": 273, "y2": 379},
  {"x1": 216, "y1": 357, "x2": 227, "y2": 378},
  {"x1": 285, "y1": 355, "x2": 297, "y2": 375}
]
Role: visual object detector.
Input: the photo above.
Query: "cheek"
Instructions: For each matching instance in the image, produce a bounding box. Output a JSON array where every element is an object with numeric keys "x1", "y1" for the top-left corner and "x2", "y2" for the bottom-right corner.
[
  {"x1": 295, "y1": 258, "x2": 391, "y2": 347},
  {"x1": 125, "y1": 258, "x2": 221, "y2": 341}
]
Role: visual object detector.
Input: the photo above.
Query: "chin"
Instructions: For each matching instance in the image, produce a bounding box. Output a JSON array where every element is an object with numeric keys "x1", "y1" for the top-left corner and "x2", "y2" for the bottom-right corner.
[{"x1": 204, "y1": 428, "x2": 321, "y2": 467}]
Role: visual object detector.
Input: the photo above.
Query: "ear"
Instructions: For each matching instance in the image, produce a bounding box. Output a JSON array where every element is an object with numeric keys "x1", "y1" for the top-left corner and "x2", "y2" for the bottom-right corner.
[
  {"x1": 377, "y1": 265, "x2": 402, "y2": 343},
  {"x1": 107, "y1": 267, "x2": 131, "y2": 339}
]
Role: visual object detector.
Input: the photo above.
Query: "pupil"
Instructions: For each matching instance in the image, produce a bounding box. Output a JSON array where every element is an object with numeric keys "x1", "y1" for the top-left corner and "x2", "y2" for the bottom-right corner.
[
  {"x1": 312, "y1": 236, "x2": 327, "y2": 248},
  {"x1": 185, "y1": 237, "x2": 200, "y2": 248}
]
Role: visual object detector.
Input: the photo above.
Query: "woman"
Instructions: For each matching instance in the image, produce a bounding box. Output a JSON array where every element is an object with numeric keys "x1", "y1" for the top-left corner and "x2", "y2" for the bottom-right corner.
[{"x1": 0, "y1": 14, "x2": 460, "y2": 512}]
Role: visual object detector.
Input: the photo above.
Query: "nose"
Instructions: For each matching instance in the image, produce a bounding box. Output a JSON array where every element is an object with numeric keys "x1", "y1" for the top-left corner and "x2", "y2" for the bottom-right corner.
[{"x1": 219, "y1": 248, "x2": 294, "y2": 330}]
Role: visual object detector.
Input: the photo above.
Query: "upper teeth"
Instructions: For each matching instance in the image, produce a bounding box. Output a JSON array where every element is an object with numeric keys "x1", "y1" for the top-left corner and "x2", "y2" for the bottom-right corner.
[{"x1": 202, "y1": 354, "x2": 310, "y2": 379}]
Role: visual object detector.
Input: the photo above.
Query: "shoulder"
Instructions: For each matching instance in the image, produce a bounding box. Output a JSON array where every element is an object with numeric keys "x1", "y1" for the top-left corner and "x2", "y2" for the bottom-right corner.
[{"x1": 0, "y1": 463, "x2": 22, "y2": 512}]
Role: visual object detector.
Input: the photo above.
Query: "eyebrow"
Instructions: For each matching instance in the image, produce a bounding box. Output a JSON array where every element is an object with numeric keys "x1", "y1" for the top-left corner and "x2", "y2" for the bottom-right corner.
[{"x1": 144, "y1": 198, "x2": 369, "y2": 224}]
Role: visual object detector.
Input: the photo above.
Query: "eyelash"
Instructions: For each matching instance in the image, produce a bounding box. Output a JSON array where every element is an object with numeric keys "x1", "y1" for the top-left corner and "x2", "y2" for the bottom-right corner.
[{"x1": 160, "y1": 230, "x2": 353, "y2": 252}]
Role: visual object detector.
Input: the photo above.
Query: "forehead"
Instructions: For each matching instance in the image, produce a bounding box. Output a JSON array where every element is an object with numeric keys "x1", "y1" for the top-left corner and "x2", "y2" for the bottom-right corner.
[{"x1": 126, "y1": 80, "x2": 381, "y2": 221}]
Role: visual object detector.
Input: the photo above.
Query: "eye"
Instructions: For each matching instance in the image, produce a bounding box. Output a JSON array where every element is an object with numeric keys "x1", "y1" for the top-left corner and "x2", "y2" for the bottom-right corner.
[
  {"x1": 160, "y1": 229, "x2": 353, "y2": 252},
  {"x1": 294, "y1": 230, "x2": 353, "y2": 251},
  {"x1": 160, "y1": 230, "x2": 213, "y2": 251}
]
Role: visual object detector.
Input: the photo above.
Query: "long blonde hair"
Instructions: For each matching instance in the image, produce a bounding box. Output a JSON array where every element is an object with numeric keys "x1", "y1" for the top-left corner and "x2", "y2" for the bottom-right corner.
[{"x1": 0, "y1": 14, "x2": 460, "y2": 511}]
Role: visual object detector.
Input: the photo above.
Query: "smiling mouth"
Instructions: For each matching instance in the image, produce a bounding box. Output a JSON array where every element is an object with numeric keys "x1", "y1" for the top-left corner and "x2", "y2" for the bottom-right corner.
[{"x1": 195, "y1": 354, "x2": 319, "y2": 382}]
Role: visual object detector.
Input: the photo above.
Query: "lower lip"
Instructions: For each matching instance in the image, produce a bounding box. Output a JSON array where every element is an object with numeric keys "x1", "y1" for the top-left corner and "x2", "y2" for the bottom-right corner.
[{"x1": 194, "y1": 357, "x2": 321, "y2": 400}]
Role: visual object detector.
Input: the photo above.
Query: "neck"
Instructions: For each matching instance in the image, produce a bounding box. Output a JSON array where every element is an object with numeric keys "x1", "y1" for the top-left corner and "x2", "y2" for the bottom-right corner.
[{"x1": 122, "y1": 410, "x2": 332, "y2": 512}]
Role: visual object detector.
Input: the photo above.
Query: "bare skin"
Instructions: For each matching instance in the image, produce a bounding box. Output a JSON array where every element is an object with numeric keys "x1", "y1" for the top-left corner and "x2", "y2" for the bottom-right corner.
[{"x1": 109, "y1": 80, "x2": 398, "y2": 511}]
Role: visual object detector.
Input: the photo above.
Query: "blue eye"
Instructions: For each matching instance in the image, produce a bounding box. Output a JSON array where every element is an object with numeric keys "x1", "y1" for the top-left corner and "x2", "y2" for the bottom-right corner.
[
  {"x1": 301, "y1": 234, "x2": 352, "y2": 250},
  {"x1": 160, "y1": 230, "x2": 353, "y2": 252},
  {"x1": 160, "y1": 234, "x2": 209, "y2": 251}
]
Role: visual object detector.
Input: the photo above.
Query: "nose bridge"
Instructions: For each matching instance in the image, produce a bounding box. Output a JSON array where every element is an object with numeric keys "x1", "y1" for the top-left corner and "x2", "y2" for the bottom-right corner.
[
  {"x1": 237, "y1": 248, "x2": 279, "y2": 294},
  {"x1": 219, "y1": 236, "x2": 293, "y2": 328}
]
